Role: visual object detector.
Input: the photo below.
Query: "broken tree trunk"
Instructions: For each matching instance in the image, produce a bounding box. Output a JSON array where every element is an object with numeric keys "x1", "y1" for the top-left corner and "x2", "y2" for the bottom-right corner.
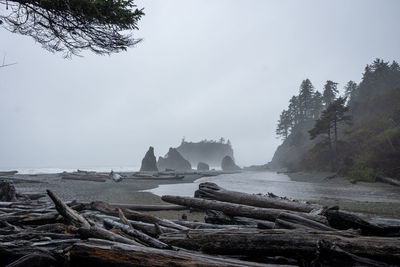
[
  {"x1": 161, "y1": 195, "x2": 327, "y2": 224},
  {"x1": 0, "y1": 181, "x2": 17, "y2": 201},
  {"x1": 159, "y1": 229, "x2": 400, "y2": 265},
  {"x1": 311, "y1": 240, "x2": 391, "y2": 267},
  {"x1": 324, "y1": 208, "x2": 400, "y2": 236},
  {"x1": 196, "y1": 182, "x2": 321, "y2": 212},
  {"x1": 46, "y1": 190, "x2": 90, "y2": 228}
]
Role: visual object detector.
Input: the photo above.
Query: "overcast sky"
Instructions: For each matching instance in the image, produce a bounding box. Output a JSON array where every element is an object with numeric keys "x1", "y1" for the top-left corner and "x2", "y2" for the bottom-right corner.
[{"x1": 0, "y1": 0, "x2": 399, "y2": 170}]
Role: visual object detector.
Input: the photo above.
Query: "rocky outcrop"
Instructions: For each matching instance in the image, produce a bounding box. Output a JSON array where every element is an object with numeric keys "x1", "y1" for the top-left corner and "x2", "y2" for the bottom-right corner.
[
  {"x1": 0, "y1": 181, "x2": 17, "y2": 201},
  {"x1": 157, "y1": 148, "x2": 192, "y2": 171},
  {"x1": 197, "y1": 162, "x2": 210, "y2": 171},
  {"x1": 140, "y1": 147, "x2": 158, "y2": 172},
  {"x1": 176, "y1": 140, "x2": 234, "y2": 166},
  {"x1": 221, "y1": 156, "x2": 241, "y2": 171}
]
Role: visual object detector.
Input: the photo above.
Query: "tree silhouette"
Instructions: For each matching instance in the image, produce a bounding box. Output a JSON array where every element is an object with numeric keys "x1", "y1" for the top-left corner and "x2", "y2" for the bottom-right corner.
[
  {"x1": 322, "y1": 80, "x2": 338, "y2": 106},
  {"x1": 0, "y1": 0, "x2": 144, "y2": 57},
  {"x1": 309, "y1": 97, "x2": 351, "y2": 170},
  {"x1": 276, "y1": 109, "x2": 292, "y2": 140}
]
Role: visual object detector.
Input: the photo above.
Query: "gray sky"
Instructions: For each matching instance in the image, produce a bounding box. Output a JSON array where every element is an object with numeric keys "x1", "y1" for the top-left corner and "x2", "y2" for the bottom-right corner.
[{"x1": 1, "y1": 0, "x2": 399, "y2": 169}]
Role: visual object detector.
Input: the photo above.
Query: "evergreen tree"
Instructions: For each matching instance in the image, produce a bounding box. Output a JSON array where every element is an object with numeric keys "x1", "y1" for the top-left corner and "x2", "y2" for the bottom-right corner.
[
  {"x1": 276, "y1": 110, "x2": 292, "y2": 140},
  {"x1": 344, "y1": 81, "x2": 358, "y2": 106},
  {"x1": 298, "y1": 79, "x2": 315, "y2": 121},
  {"x1": 356, "y1": 59, "x2": 400, "y2": 100},
  {"x1": 310, "y1": 91, "x2": 324, "y2": 119},
  {"x1": 322, "y1": 80, "x2": 339, "y2": 106},
  {"x1": 288, "y1": 96, "x2": 300, "y2": 127},
  {"x1": 309, "y1": 97, "x2": 351, "y2": 170},
  {"x1": 0, "y1": 0, "x2": 144, "y2": 57}
]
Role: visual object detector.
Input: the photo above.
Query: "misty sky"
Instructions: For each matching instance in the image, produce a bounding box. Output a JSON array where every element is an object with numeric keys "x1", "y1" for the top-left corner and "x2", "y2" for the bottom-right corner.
[{"x1": 1, "y1": 0, "x2": 400, "y2": 169}]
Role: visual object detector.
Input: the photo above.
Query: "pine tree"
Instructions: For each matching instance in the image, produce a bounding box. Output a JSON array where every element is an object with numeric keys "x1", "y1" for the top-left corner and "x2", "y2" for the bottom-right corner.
[
  {"x1": 344, "y1": 81, "x2": 358, "y2": 106},
  {"x1": 0, "y1": 0, "x2": 144, "y2": 57},
  {"x1": 310, "y1": 91, "x2": 324, "y2": 119},
  {"x1": 288, "y1": 96, "x2": 300, "y2": 127},
  {"x1": 322, "y1": 80, "x2": 339, "y2": 106},
  {"x1": 298, "y1": 79, "x2": 315, "y2": 121},
  {"x1": 276, "y1": 110, "x2": 292, "y2": 140},
  {"x1": 309, "y1": 97, "x2": 351, "y2": 170}
]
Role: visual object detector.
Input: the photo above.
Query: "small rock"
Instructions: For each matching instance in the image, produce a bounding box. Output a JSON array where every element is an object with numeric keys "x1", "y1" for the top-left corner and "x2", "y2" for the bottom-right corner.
[
  {"x1": 197, "y1": 162, "x2": 210, "y2": 171},
  {"x1": 221, "y1": 156, "x2": 241, "y2": 171}
]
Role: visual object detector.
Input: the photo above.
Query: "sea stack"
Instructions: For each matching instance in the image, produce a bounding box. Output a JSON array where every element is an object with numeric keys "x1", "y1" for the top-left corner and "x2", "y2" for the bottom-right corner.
[
  {"x1": 197, "y1": 162, "x2": 210, "y2": 171},
  {"x1": 157, "y1": 148, "x2": 192, "y2": 171},
  {"x1": 221, "y1": 155, "x2": 241, "y2": 171},
  {"x1": 140, "y1": 147, "x2": 158, "y2": 172}
]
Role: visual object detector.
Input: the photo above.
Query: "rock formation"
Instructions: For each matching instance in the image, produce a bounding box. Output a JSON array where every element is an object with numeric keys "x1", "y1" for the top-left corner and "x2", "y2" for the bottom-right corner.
[
  {"x1": 176, "y1": 139, "x2": 234, "y2": 166},
  {"x1": 140, "y1": 147, "x2": 158, "y2": 172},
  {"x1": 221, "y1": 156, "x2": 241, "y2": 171},
  {"x1": 157, "y1": 148, "x2": 192, "y2": 171},
  {"x1": 197, "y1": 162, "x2": 210, "y2": 171}
]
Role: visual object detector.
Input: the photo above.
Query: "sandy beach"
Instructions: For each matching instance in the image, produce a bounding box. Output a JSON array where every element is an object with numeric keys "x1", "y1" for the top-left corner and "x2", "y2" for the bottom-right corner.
[
  {"x1": 7, "y1": 172, "x2": 207, "y2": 220},
  {"x1": 4, "y1": 170, "x2": 400, "y2": 220}
]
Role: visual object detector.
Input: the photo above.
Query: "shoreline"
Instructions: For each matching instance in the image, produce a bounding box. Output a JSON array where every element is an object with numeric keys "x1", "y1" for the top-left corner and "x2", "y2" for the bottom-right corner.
[
  {"x1": 287, "y1": 171, "x2": 400, "y2": 217},
  {"x1": 3, "y1": 170, "x2": 400, "y2": 218}
]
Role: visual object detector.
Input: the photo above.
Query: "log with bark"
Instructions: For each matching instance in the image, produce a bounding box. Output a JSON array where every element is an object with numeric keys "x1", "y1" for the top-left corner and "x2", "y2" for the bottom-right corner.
[
  {"x1": 324, "y1": 208, "x2": 400, "y2": 236},
  {"x1": 196, "y1": 182, "x2": 322, "y2": 212},
  {"x1": 161, "y1": 195, "x2": 327, "y2": 224},
  {"x1": 159, "y1": 228, "x2": 400, "y2": 265},
  {"x1": 67, "y1": 240, "x2": 275, "y2": 267}
]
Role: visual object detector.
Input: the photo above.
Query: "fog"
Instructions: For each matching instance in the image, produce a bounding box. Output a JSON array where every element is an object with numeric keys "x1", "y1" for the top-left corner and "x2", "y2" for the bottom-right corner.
[{"x1": 0, "y1": 0, "x2": 399, "y2": 169}]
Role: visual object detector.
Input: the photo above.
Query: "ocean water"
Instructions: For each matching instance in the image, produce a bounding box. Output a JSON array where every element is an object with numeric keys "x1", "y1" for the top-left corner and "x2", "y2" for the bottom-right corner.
[
  {"x1": 145, "y1": 171, "x2": 400, "y2": 203},
  {"x1": 13, "y1": 166, "x2": 139, "y2": 175}
]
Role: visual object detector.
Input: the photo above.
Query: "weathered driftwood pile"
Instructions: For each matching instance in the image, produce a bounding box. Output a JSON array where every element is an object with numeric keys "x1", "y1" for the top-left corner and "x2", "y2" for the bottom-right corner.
[{"x1": 1, "y1": 181, "x2": 400, "y2": 266}]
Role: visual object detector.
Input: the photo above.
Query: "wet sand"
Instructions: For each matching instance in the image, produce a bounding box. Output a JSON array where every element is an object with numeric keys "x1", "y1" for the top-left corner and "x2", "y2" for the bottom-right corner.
[{"x1": 288, "y1": 172, "x2": 400, "y2": 217}]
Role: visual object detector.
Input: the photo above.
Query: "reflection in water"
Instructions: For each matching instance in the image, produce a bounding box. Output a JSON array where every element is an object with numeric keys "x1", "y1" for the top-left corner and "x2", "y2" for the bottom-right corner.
[{"x1": 145, "y1": 171, "x2": 400, "y2": 203}]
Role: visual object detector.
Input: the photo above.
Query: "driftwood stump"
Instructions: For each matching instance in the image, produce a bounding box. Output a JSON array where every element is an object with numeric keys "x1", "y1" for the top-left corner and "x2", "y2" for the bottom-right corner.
[{"x1": 0, "y1": 181, "x2": 17, "y2": 201}]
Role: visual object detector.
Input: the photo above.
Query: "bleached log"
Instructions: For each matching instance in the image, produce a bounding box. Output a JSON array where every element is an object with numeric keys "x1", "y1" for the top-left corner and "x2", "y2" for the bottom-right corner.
[
  {"x1": 196, "y1": 182, "x2": 321, "y2": 212},
  {"x1": 78, "y1": 226, "x2": 142, "y2": 246},
  {"x1": 89, "y1": 201, "x2": 188, "y2": 231},
  {"x1": 161, "y1": 195, "x2": 327, "y2": 224},
  {"x1": 103, "y1": 218, "x2": 170, "y2": 249},
  {"x1": 46, "y1": 190, "x2": 90, "y2": 228}
]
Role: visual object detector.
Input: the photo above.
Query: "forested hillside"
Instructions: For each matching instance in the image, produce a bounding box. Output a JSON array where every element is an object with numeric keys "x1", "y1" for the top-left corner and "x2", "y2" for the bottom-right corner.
[{"x1": 271, "y1": 59, "x2": 400, "y2": 180}]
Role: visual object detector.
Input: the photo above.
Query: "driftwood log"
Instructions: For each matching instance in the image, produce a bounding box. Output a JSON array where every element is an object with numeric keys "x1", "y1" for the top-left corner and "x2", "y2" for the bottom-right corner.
[
  {"x1": 159, "y1": 228, "x2": 400, "y2": 264},
  {"x1": 324, "y1": 208, "x2": 400, "y2": 236},
  {"x1": 376, "y1": 175, "x2": 400, "y2": 187},
  {"x1": 67, "y1": 240, "x2": 273, "y2": 267},
  {"x1": 89, "y1": 201, "x2": 188, "y2": 231},
  {"x1": 196, "y1": 182, "x2": 322, "y2": 212},
  {"x1": 161, "y1": 195, "x2": 327, "y2": 224}
]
